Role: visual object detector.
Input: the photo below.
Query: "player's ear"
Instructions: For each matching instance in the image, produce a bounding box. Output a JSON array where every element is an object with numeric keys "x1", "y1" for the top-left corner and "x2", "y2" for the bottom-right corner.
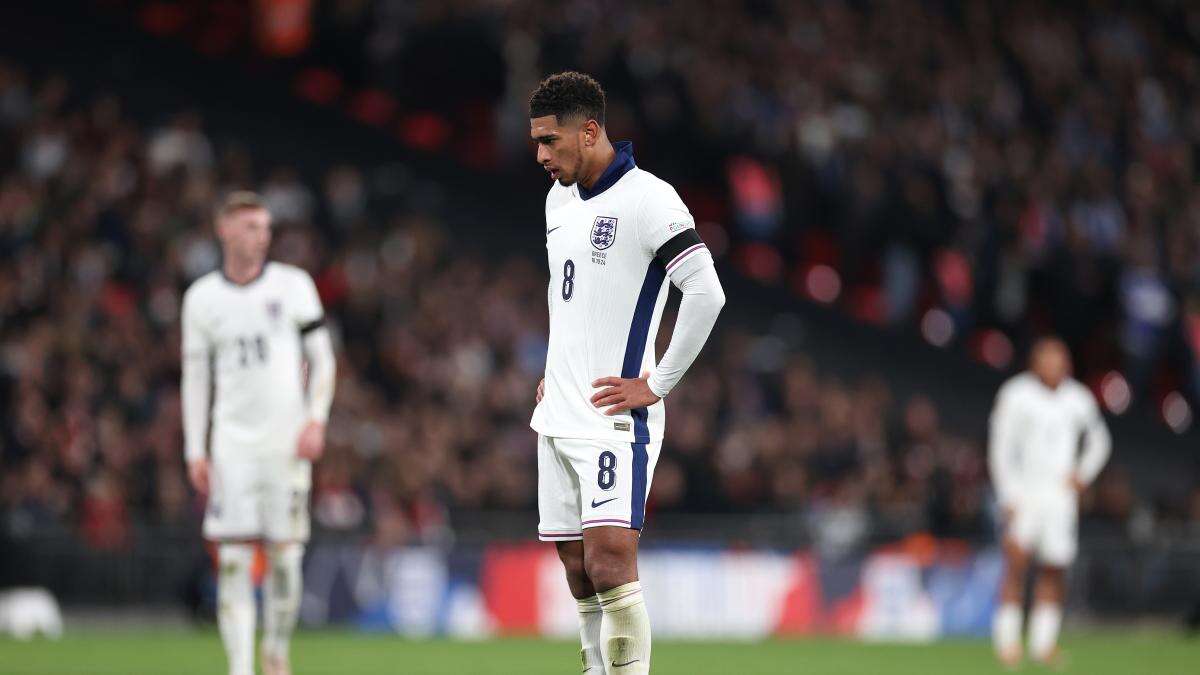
[{"x1": 582, "y1": 119, "x2": 599, "y2": 147}]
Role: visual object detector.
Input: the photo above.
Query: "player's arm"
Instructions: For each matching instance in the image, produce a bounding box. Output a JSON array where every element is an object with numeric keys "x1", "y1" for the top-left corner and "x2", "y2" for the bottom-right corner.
[
  {"x1": 296, "y1": 271, "x2": 335, "y2": 460},
  {"x1": 180, "y1": 287, "x2": 212, "y2": 493},
  {"x1": 592, "y1": 187, "x2": 725, "y2": 414},
  {"x1": 302, "y1": 322, "x2": 335, "y2": 422},
  {"x1": 987, "y1": 384, "x2": 1021, "y2": 513},
  {"x1": 1072, "y1": 393, "x2": 1112, "y2": 491},
  {"x1": 646, "y1": 229, "x2": 724, "y2": 399}
]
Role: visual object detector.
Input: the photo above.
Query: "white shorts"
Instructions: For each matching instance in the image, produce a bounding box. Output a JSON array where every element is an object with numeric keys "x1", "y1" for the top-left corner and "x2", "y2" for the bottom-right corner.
[
  {"x1": 203, "y1": 454, "x2": 311, "y2": 543},
  {"x1": 1008, "y1": 490, "x2": 1078, "y2": 567},
  {"x1": 537, "y1": 435, "x2": 661, "y2": 542}
]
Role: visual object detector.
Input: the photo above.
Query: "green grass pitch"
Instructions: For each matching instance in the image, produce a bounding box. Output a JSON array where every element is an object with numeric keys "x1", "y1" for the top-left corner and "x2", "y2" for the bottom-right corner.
[{"x1": 1, "y1": 630, "x2": 1196, "y2": 674}]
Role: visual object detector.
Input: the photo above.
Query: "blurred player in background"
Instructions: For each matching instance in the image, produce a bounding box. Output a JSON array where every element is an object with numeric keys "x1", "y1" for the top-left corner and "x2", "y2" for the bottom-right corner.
[
  {"x1": 180, "y1": 192, "x2": 336, "y2": 675},
  {"x1": 988, "y1": 337, "x2": 1111, "y2": 668},
  {"x1": 528, "y1": 72, "x2": 725, "y2": 674}
]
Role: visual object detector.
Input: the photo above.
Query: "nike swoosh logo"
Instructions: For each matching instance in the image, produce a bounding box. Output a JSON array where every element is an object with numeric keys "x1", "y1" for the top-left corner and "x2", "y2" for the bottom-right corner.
[
  {"x1": 612, "y1": 660, "x2": 640, "y2": 668},
  {"x1": 591, "y1": 497, "x2": 618, "y2": 508},
  {"x1": 546, "y1": 226, "x2": 562, "y2": 235}
]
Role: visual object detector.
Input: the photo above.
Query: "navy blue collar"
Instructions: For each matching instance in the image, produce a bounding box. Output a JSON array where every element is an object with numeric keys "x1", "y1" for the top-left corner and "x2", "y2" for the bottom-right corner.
[{"x1": 578, "y1": 141, "x2": 635, "y2": 201}]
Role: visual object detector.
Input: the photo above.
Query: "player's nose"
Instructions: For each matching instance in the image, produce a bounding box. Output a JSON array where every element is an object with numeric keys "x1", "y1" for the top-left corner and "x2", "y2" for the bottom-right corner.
[{"x1": 537, "y1": 144, "x2": 551, "y2": 165}]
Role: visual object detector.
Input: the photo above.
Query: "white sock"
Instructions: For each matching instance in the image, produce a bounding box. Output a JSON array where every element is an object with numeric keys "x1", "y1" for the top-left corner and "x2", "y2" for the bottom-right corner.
[
  {"x1": 992, "y1": 602, "x2": 1022, "y2": 660},
  {"x1": 262, "y1": 543, "x2": 304, "y2": 664},
  {"x1": 217, "y1": 544, "x2": 256, "y2": 675},
  {"x1": 1028, "y1": 602, "x2": 1062, "y2": 662},
  {"x1": 598, "y1": 581, "x2": 651, "y2": 675},
  {"x1": 577, "y1": 595, "x2": 604, "y2": 673}
]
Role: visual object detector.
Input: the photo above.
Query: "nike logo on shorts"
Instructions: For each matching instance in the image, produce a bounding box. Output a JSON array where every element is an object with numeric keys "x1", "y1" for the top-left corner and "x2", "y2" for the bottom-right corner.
[
  {"x1": 612, "y1": 660, "x2": 640, "y2": 668},
  {"x1": 591, "y1": 497, "x2": 618, "y2": 508}
]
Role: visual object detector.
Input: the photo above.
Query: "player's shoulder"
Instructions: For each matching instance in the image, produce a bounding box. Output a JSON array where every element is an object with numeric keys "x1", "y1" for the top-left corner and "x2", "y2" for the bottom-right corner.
[
  {"x1": 624, "y1": 166, "x2": 678, "y2": 199},
  {"x1": 998, "y1": 372, "x2": 1037, "y2": 397},
  {"x1": 266, "y1": 260, "x2": 303, "y2": 277},
  {"x1": 267, "y1": 261, "x2": 315, "y2": 286},
  {"x1": 615, "y1": 168, "x2": 684, "y2": 223},
  {"x1": 183, "y1": 270, "x2": 224, "y2": 303},
  {"x1": 1062, "y1": 377, "x2": 1098, "y2": 404}
]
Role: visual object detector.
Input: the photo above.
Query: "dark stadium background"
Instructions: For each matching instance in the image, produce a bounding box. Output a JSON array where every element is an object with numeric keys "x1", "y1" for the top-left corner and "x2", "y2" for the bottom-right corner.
[{"x1": 1, "y1": 0, "x2": 1199, "y2": 654}]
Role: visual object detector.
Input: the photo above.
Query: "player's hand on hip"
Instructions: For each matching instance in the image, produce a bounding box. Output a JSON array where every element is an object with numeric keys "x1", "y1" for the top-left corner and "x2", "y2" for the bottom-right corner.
[
  {"x1": 187, "y1": 458, "x2": 209, "y2": 495},
  {"x1": 297, "y1": 420, "x2": 327, "y2": 461},
  {"x1": 1067, "y1": 474, "x2": 1085, "y2": 494},
  {"x1": 590, "y1": 371, "x2": 660, "y2": 416},
  {"x1": 536, "y1": 378, "x2": 545, "y2": 403}
]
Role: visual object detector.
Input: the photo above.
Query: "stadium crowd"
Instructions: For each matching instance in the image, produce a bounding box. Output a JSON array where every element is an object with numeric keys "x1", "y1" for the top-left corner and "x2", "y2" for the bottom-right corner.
[
  {"x1": 202, "y1": 0, "x2": 1200, "y2": 407},
  {"x1": 3, "y1": 59, "x2": 1195, "y2": 557}
]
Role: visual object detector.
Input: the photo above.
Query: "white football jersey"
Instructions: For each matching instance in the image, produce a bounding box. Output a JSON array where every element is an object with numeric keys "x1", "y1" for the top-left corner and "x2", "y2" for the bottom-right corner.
[
  {"x1": 182, "y1": 262, "x2": 325, "y2": 459},
  {"x1": 988, "y1": 372, "x2": 1111, "y2": 504},
  {"x1": 531, "y1": 142, "x2": 712, "y2": 443}
]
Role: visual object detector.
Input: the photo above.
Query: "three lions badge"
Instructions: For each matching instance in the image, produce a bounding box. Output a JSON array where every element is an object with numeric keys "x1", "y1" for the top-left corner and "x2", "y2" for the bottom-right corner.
[{"x1": 591, "y1": 216, "x2": 618, "y2": 250}]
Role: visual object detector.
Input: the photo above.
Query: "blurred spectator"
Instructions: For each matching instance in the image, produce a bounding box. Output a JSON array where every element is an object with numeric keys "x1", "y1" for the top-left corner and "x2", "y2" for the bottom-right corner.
[
  {"x1": 210, "y1": 0, "x2": 1200, "y2": 409},
  {"x1": 10, "y1": 0, "x2": 1200, "y2": 554},
  {"x1": 0, "y1": 61, "x2": 1000, "y2": 549}
]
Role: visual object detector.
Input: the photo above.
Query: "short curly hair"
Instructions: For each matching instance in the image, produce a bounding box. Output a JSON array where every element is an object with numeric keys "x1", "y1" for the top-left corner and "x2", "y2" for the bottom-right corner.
[{"x1": 529, "y1": 71, "x2": 606, "y2": 126}]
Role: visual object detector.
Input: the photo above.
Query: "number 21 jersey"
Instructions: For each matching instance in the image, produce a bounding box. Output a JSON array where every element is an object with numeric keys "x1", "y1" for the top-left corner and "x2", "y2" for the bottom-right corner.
[{"x1": 181, "y1": 262, "x2": 325, "y2": 459}]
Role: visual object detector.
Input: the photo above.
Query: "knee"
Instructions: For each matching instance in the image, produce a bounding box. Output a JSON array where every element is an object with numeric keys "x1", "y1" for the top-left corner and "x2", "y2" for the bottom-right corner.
[
  {"x1": 557, "y1": 545, "x2": 588, "y2": 584},
  {"x1": 217, "y1": 544, "x2": 255, "y2": 597},
  {"x1": 1003, "y1": 546, "x2": 1029, "y2": 578},
  {"x1": 583, "y1": 544, "x2": 634, "y2": 591},
  {"x1": 1005, "y1": 558, "x2": 1027, "y2": 581},
  {"x1": 266, "y1": 542, "x2": 304, "y2": 567},
  {"x1": 1036, "y1": 567, "x2": 1066, "y2": 598},
  {"x1": 1000, "y1": 553, "x2": 1028, "y2": 597}
]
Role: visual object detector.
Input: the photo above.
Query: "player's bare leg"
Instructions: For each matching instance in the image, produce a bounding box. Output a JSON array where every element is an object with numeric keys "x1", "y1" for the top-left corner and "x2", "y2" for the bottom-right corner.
[
  {"x1": 993, "y1": 537, "x2": 1028, "y2": 668},
  {"x1": 558, "y1": 541, "x2": 604, "y2": 673},
  {"x1": 216, "y1": 543, "x2": 257, "y2": 675},
  {"x1": 583, "y1": 527, "x2": 650, "y2": 675},
  {"x1": 1029, "y1": 565, "x2": 1067, "y2": 667},
  {"x1": 261, "y1": 542, "x2": 304, "y2": 675}
]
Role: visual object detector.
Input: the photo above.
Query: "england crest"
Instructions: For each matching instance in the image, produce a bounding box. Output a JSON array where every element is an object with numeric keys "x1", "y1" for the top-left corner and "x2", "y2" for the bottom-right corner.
[{"x1": 591, "y1": 216, "x2": 618, "y2": 250}]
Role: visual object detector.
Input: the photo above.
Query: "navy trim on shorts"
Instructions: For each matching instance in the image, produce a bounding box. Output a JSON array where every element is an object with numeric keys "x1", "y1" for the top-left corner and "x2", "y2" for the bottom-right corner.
[{"x1": 630, "y1": 442, "x2": 649, "y2": 530}]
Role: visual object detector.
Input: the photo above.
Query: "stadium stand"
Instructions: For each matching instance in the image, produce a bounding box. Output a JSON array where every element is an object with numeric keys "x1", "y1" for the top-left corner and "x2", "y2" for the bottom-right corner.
[{"x1": 0, "y1": 0, "x2": 1197, "y2": 627}]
